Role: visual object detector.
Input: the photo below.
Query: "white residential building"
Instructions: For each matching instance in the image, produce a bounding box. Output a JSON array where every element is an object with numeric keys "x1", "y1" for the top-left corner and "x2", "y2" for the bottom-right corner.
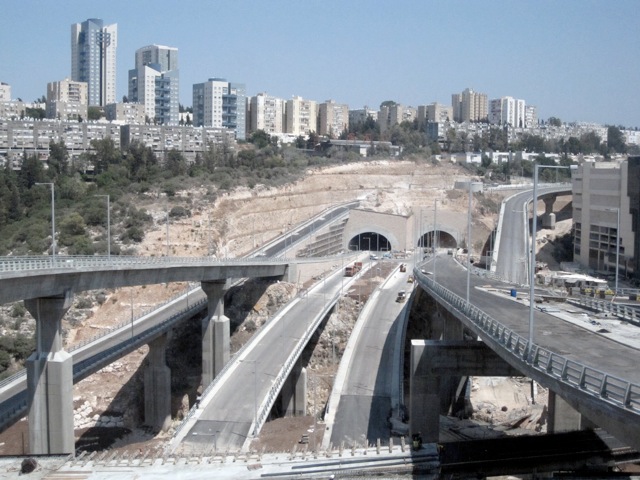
[
  {"x1": 249, "y1": 93, "x2": 285, "y2": 134},
  {"x1": 318, "y1": 99, "x2": 349, "y2": 137},
  {"x1": 349, "y1": 106, "x2": 378, "y2": 125},
  {"x1": 285, "y1": 96, "x2": 317, "y2": 136},
  {"x1": 105, "y1": 102, "x2": 146, "y2": 124},
  {"x1": 417, "y1": 103, "x2": 453, "y2": 126},
  {"x1": 378, "y1": 103, "x2": 404, "y2": 133},
  {"x1": 452, "y1": 88, "x2": 488, "y2": 123},
  {"x1": 193, "y1": 78, "x2": 246, "y2": 140},
  {"x1": 0, "y1": 83, "x2": 10, "y2": 101},
  {"x1": 128, "y1": 45, "x2": 179, "y2": 125},
  {"x1": 489, "y1": 96, "x2": 526, "y2": 128},
  {"x1": 46, "y1": 78, "x2": 88, "y2": 121}
]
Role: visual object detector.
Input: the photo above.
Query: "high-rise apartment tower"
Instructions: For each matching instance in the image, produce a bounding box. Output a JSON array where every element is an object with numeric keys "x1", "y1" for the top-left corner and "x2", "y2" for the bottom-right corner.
[
  {"x1": 71, "y1": 18, "x2": 117, "y2": 107},
  {"x1": 128, "y1": 45, "x2": 180, "y2": 125}
]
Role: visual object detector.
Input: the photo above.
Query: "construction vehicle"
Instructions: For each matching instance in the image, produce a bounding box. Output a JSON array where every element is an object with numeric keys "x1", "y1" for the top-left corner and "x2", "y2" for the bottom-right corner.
[{"x1": 345, "y1": 261, "x2": 363, "y2": 277}]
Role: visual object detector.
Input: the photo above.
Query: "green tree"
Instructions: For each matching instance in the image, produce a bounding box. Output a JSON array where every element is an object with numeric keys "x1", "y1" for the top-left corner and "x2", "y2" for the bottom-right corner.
[
  {"x1": 18, "y1": 154, "x2": 45, "y2": 190},
  {"x1": 606, "y1": 126, "x2": 627, "y2": 154},
  {"x1": 48, "y1": 140, "x2": 69, "y2": 176},
  {"x1": 90, "y1": 138, "x2": 121, "y2": 174},
  {"x1": 548, "y1": 117, "x2": 562, "y2": 127},
  {"x1": 250, "y1": 130, "x2": 270, "y2": 149},
  {"x1": 165, "y1": 149, "x2": 187, "y2": 176},
  {"x1": 87, "y1": 106, "x2": 103, "y2": 121},
  {"x1": 25, "y1": 107, "x2": 46, "y2": 119}
]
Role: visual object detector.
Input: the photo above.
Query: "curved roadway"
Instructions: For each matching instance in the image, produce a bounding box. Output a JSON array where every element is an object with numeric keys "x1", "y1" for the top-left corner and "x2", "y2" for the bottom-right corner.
[
  {"x1": 325, "y1": 260, "x2": 412, "y2": 448},
  {"x1": 494, "y1": 185, "x2": 571, "y2": 285}
]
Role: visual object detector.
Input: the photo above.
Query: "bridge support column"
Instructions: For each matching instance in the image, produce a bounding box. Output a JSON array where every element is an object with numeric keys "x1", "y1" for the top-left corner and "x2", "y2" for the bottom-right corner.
[
  {"x1": 281, "y1": 365, "x2": 307, "y2": 417},
  {"x1": 25, "y1": 290, "x2": 74, "y2": 455},
  {"x1": 547, "y1": 390, "x2": 596, "y2": 433},
  {"x1": 144, "y1": 333, "x2": 172, "y2": 431},
  {"x1": 201, "y1": 281, "x2": 230, "y2": 387},
  {"x1": 542, "y1": 197, "x2": 556, "y2": 229},
  {"x1": 410, "y1": 340, "x2": 521, "y2": 443}
]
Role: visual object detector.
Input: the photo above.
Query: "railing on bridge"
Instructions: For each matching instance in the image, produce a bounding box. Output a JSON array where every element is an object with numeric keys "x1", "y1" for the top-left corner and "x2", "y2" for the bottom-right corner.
[
  {"x1": 415, "y1": 269, "x2": 640, "y2": 413},
  {"x1": 566, "y1": 294, "x2": 640, "y2": 326},
  {"x1": 0, "y1": 285, "x2": 208, "y2": 431},
  {"x1": 253, "y1": 289, "x2": 341, "y2": 436},
  {"x1": 0, "y1": 255, "x2": 290, "y2": 273}
]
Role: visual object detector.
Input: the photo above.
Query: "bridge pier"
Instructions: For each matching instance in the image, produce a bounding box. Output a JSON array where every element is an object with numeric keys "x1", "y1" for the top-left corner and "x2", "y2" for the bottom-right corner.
[
  {"x1": 542, "y1": 197, "x2": 556, "y2": 229},
  {"x1": 24, "y1": 290, "x2": 75, "y2": 455},
  {"x1": 548, "y1": 390, "x2": 596, "y2": 433},
  {"x1": 410, "y1": 339, "x2": 521, "y2": 443},
  {"x1": 144, "y1": 333, "x2": 172, "y2": 431},
  {"x1": 201, "y1": 281, "x2": 230, "y2": 387},
  {"x1": 281, "y1": 364, "x2": 307, "y2": 417}
]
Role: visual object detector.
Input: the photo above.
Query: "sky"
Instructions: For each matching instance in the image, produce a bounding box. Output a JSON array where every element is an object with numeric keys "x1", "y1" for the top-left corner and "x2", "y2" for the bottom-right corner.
[{"x1": 1, "y1": 0, "x2": 639, "y2": 128}]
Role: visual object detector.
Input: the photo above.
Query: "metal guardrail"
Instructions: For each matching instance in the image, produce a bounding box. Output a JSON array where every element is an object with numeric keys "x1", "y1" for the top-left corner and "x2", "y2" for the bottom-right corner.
[
  {"x1": 253, "y1": 290, "x2": 341, "y2": 435},
  {"x1": 0, "y1": 255, "x2": 288, "y2": 273},
  {"x1": 414, "y1": 269, "x2": 640, "y2": 413},
  {"x1": 566, "y1": 294, "x2": 640, "y2": 326},
  {"x1": 0, "y1": 292, "x2": 209, "y2": 431},
  {"x1": 171, "y1": 290, "x2": 307, "y2": 440},
  {"x1": 0, "y1": 283, "x2": 203, "y2": 391}
]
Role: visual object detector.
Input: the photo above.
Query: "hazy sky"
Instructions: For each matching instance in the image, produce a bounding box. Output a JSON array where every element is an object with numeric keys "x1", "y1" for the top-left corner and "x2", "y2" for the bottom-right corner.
[{"x1": 1, "y1": 0, "x2": 639, "y2": 127}]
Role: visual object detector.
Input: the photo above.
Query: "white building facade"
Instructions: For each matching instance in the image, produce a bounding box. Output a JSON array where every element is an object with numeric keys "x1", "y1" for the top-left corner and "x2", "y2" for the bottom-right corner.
[
  {"x1": 193, "y1": 78, "x2": 247, "y2": 140},
  {"x1": 318, "y1": 99, "x2": 349, "y2": 137},
  {"x1": 46, "y1": 78, "x2": 88, "y2": 121},
  {"x1": 249, "y1": 93, "x2": 285, "y2": 134},
  {"x1": 128, "y1": 45, "x2": 179, "y2": 125},
  {"x1": 285, "y1": 96, "x2": 317, "y2": 136}
]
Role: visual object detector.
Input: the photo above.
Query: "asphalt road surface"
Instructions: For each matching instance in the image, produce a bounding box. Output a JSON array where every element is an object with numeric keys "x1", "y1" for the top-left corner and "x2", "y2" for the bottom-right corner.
[{"x1": 329, "y1": 261, "x2": 412, "y2": 447}]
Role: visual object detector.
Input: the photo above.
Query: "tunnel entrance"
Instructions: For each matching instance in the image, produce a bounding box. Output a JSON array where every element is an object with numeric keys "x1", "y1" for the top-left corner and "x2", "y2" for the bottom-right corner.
[
  {"x1": 417, "y1": 231, "x2": 458, "y2": 249},
  {"x1": 348, "y1": 232, "x2": 392, "y2": 252}
]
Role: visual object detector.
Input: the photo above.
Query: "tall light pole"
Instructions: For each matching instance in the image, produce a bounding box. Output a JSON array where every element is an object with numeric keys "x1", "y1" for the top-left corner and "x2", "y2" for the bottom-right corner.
[
  {"x1": 433, "y1": 199, "x2": 438, "y2": 281},
  {"x1": 466, "y1": 182, "x2": 474, "y2": 306},
  {"x1": 615, "y1": 206, "x2": 620, "y2": 294},
  {"x1": 95, "y1": 194, "x2": 110, "y2": 257},
  {"x1": 527, "y1": 164, "x2": 570, "y2": 360},
  {"x1": 35, "y1": 182, "x2": 55, "y2": 260},
  {"x1": 166, "y1": 210, "x2": 170, "y2": 257}
]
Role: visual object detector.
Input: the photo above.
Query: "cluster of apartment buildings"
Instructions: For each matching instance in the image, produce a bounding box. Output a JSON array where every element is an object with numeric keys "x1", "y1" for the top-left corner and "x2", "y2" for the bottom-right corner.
[{"x1": 2, "y1": 17, "x2": 639, "y2": 165}]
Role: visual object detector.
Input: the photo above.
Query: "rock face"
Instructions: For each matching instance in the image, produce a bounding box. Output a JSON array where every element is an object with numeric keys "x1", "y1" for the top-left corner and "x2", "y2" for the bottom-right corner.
[{"x1": 73, "y1": 399, "x2": 124, "y2": 430}]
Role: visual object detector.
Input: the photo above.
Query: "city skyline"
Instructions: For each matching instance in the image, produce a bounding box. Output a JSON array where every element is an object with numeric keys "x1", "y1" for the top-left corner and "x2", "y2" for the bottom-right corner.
[{"x1": 1, "y1": 0, "x2": 639, "y2": 128}]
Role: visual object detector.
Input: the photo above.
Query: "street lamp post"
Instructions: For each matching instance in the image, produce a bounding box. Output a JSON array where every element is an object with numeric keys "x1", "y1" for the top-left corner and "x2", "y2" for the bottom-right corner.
[
  {"x1": 95, "y1": 194, "x2": 110, "y2": 257},
  {"x1": 433, "y1": 199, "x2": 438, "y2": 281},
  {"x1": 615, "y1": 206, "x2": 620, "y2": 294},
  {"x1": 466, "y1": 182, "x2": 473, "y2": 306},
  {"x1": 527, "y1": 164, "x2": 570, "y2": 361},
  {"x1": 166, "y1": 210, "x2": 170, "y2": 257},
  {"x1": 35, "y1": 182, "x2": 55, "y2": 260}
]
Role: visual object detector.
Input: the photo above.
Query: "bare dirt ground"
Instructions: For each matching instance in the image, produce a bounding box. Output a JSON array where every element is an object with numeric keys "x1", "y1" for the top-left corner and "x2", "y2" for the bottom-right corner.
[{"x1": 0, "y1": 159, "x2": 553, "y2": 456}]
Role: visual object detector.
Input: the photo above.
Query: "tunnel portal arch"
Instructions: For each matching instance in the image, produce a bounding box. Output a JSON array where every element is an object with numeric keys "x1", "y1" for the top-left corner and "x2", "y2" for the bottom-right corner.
[
  {"x1": 417, "y1": 230, "x2": 458, "y2": 250},
  {"x1": 348, "y1": 232, "x2": 392, "y2": 252}
]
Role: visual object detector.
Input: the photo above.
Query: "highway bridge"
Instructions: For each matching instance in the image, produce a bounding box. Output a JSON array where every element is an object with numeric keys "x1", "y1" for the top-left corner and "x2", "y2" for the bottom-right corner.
[
  {"x1": 0, "y1": 203, "x2": 357, "y2": 454},
  {"x1": 1, "y1": 185, "x2": 640, "y2": 477}
]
